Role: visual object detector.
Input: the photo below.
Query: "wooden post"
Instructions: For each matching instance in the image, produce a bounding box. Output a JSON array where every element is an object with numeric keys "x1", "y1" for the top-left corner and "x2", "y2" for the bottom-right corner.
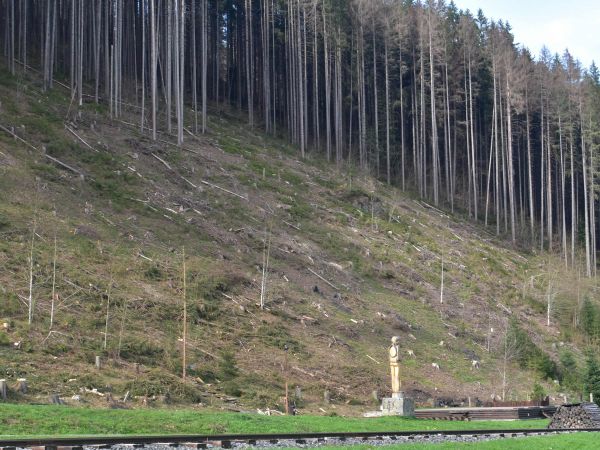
[
  {"x1": 284, "y1": 344, "x2": 289, "y2": 414},
  {"x1": 0, "y1": 379, "x2": 7, "y2": 400},
  {"x1": 590, "y1": 393, "x2": 594, "y2": 403},
  {"x1": 95, "y1": 355, "x2": 101, "y2": 370},
  {"x1": 182, "y1": 247, "x2": 187, "y2": 381}
]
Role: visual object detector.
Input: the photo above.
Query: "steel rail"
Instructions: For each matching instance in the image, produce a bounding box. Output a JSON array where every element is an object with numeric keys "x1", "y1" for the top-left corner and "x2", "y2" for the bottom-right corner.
[{"x1": 1, "y1": 429, "x2": 599, "y2": 448}]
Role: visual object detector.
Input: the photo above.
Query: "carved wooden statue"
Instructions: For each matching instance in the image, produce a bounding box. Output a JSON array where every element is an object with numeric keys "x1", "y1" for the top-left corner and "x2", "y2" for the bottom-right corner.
[{"x1": 389, "y1": 336, "x2": 401, "y2": 394}]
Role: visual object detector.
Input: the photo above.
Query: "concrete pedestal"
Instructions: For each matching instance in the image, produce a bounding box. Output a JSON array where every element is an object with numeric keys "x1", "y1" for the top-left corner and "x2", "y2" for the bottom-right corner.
[{"x1": 380, "y1": 392, "x2": 415, "y2": 417}]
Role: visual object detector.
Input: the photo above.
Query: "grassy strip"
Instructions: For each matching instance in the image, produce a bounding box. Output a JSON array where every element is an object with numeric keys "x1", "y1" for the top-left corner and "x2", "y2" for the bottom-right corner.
[
  {"x1": 324, "y1": 432, "x2": 600, "y2": 449},
  {"x1": 0, "y1": 405, "x2": 549, "y2": 437}
]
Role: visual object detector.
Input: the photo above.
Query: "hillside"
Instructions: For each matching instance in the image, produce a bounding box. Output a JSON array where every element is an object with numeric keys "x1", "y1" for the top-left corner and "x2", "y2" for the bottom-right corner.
[{"x1": 0, "y1": 65, "x2": 593, "y2": 413}]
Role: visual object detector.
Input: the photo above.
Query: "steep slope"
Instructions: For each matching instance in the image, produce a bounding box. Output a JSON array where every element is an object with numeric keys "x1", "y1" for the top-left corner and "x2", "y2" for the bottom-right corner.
[{"x1": 0, "y1": 67, "x2": 589, "y2": 413}]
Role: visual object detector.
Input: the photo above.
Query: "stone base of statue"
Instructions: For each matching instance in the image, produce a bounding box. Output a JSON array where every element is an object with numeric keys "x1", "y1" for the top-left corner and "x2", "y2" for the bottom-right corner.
[
  {"x1": 363, "y1": 392, "x2": 415, "y2": 417},
  {"x1": 380, "y1": 392, "x2": 415, "y2": 417}
]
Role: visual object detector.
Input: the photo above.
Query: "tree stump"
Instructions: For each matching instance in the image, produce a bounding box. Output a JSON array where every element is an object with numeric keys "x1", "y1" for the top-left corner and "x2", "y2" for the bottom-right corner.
[
  {"x1": 95, "y1": 355, "x2": 102, "y2": 370},
  {"x1": 15, "y1": 378, "x2": 27, "y2": 394},
  {"x1": 324, "y1": 390, "x2": 331, "y2": 404},
  {"x1": 49, "y1": 394, "x2": 64, "y2": 405}
]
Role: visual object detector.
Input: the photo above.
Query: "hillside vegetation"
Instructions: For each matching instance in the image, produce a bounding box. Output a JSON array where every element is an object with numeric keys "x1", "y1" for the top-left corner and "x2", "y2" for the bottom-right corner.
[{"x1": 0, "y1": 66, "x2": 596, "y2": 413}]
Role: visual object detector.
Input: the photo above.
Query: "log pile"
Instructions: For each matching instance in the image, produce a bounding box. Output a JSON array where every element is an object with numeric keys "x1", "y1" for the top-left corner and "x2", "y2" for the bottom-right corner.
[{"x1": 548, "y1": 402, "x2": 600, "y2": 429}]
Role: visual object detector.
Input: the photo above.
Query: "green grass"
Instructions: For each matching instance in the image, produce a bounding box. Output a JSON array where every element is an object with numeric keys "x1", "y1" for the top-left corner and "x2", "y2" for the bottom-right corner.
[
  {"x1": 325, "y1": 432, "x2": 600, "y2": 449},
  {"x1": 0, "y1": 405, "x2": 549, "y2": 437}
]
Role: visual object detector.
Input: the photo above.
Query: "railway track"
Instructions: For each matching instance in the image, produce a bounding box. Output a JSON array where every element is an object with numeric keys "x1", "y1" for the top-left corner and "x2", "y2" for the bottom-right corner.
[{"x1": 1, "y1": 429, "x2": 598, "y2": 449}]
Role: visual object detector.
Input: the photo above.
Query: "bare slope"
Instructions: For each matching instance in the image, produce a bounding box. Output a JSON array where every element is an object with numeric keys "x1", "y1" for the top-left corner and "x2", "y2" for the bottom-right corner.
[{"x1": 0, "y1": 67, "x2": 584, "y2": 413}]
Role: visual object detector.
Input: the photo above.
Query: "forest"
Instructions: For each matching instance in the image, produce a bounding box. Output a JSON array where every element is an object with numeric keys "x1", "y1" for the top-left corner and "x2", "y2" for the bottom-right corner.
[{"x1": 2, "y1": 0, "x2": 600, "y2": 276}]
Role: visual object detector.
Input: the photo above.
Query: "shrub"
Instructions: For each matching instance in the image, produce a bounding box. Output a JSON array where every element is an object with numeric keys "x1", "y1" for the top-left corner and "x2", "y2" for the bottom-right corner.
[
  {"x1": 123, "y1": 370, "x2": 203, "y2": 403},
  {"x1": 559, "y1": 349, "x2": 582, "y2": 391},
  {"x1": 144, "y1": 266, "x2": 163, "y2": 281},
  {"x1": 219, "y1": 351, "x2": 239, "y2": 381},
  {"x1": 584, "y1": 353, "x2": 600, "y2": 406},
  {"x1": 531, "y1": 382, "x2": 546, "y2": 401},
  {"x1": 508, "y1": 319, "x2": 558, "y2": 380},
  {"x1": 0, "y1": 212, "x2": 9, "y2": 230},
  {"x1": 222, "y1": 381, "x2": 242, "y2": 397},
  {"x1": 581, "y1": 298, "x2": 599, "y2": 340},
  {"x1": 119, "y1": 338, "x2": 165, "y2": 365}
]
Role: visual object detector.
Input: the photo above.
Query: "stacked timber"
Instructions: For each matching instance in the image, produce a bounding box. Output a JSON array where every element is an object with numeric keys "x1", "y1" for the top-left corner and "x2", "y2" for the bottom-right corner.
[
  {"x1": 415, "y1": 406, "x2": 556, "y2": 421},
  {"x1": 548, "y1": 403, "x2": 600, "y2": 429}
]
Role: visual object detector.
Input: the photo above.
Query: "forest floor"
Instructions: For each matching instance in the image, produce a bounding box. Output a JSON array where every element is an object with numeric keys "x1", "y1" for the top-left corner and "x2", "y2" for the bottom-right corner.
[{"x1": 0, "y1": 64, "x2": 591, "y2": 414}]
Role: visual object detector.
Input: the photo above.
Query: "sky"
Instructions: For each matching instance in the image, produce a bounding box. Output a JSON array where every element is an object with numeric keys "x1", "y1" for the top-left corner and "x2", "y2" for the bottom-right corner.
[{"x1": 453, "y1": 0, "x2": 600, "y2": 68}]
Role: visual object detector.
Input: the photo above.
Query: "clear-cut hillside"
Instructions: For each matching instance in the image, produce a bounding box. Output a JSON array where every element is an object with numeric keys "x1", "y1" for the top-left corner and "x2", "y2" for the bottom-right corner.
[{"x1": 0, "y1": 67, "x2": 590, "y2": 413}]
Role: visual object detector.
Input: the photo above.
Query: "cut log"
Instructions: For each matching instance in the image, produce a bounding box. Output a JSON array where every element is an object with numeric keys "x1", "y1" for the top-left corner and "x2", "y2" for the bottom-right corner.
[{"x1": 548, "y1": 403, "x2": 600, "y2": 429}]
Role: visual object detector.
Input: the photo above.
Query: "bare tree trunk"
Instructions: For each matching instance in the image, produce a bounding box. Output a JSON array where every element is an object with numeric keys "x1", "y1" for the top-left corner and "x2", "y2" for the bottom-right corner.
[
  {"x1": 103, "y1": 273, "x2": 113, "y2": 350},
  {"x1": 50, "y1": 232, "x2": 58, "y2": 329},
  {"x1": 372, "y1": 20, "x2": 380, "y2": 177},
  {"x1": 525, "y1": 89, "x2": 534, "y2": 243},
  {"x1": 399, "y1": 43, "x2": 406, "y2": 191},
  {"x1": 202, "y1": 0, "x2": 207, "y2": 133},
  {"x1": 323, "y1": 2, "x2": 331, "y2": 161},
  {"x1": 580, "y1": 100, "x2": 591, "y2": 277},
  {"x1": 166, "y1": 1, "x2": 172, "y2": 133},
  {"x1": 505, "y1": 76, "x2": 516, "y2": 244},
  {"x1": 177, "y1": 0, "x2": 185, "y2": 145},
  {"x1": 150, "y1": 0, "x2": 157, "y2": 140},
  {"x1": 141, "y1": 0, "x2": 146, "y2": 132},
  {"x1": 182, "y1": 247, "x2": 187, "y2": 380},
  {"x1": 27, "y1": 218, "x2": 36, "y2": 325},
  {"x1": 192, "y1": 0, "x2": 198, "y2": 133},
  {"x1": 559, "y1": 114, "x2": 567, "y2": 267},
  {"x1": 428, "y1": 7, "x2": 438, "y2": 205},
  {"x1": 384, "y1": 38, "x2": 391, "y2": 184},
  {"x1": 245, "y1": 0, "x2": 254, "y2": 127}
]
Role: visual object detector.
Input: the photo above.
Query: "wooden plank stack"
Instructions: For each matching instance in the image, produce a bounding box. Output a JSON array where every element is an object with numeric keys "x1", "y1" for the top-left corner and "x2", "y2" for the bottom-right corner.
[
  {"x1": 415, "y1": 406, "x2": 556, "y2": 421},
  {"x1": 548, "y1": 403, "x2": 600, "y2": 429}
]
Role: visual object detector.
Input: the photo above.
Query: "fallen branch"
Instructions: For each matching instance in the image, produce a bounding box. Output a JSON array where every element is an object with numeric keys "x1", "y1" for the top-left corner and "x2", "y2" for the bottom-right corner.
[
  {"x1": 65, "y1": 124, "x2": 99, "y2": 152},
  {"x1": 0, "y1": 124, "x2": 85, "y2": 177},
  {"x1": 292, "y1": 366, "x2": 315, "y2": 377},
  {"x1": 181, "y1": 176, "x2": 197, "y2": 189},
  {"x1": 307, "y1": 268, "x2": 339, "y2": 291},
  {"x1": 497, "y1": 302, "x2": 512, "y2": 315},
  {"x1": 138, "y1": 253, "x2": 153, "y2": 262},
  {"x1": 366, "y1": 354, "x2": 381, "y2": 365},
  {"x1": 151, "y1": 153, "x2": 173, "y2": 170},
  {"x1": 81, "y1": 387, "x2": 105, "y2": 397},
  {"x1": 44, "y1": 154, "x2": 85, "y2": 177},
  {"x1": 0, "y1": 124, "x2": 38, "y2": 150},
  {"x1": 41, "y1": 330, "x2": 72, "y2": 344},
  {"x1": 283, "y1": 220, "x2": 301, "y2": 231},
  {"x1": 199, "y1": 179, "x2": 248, "y2": 201}
]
